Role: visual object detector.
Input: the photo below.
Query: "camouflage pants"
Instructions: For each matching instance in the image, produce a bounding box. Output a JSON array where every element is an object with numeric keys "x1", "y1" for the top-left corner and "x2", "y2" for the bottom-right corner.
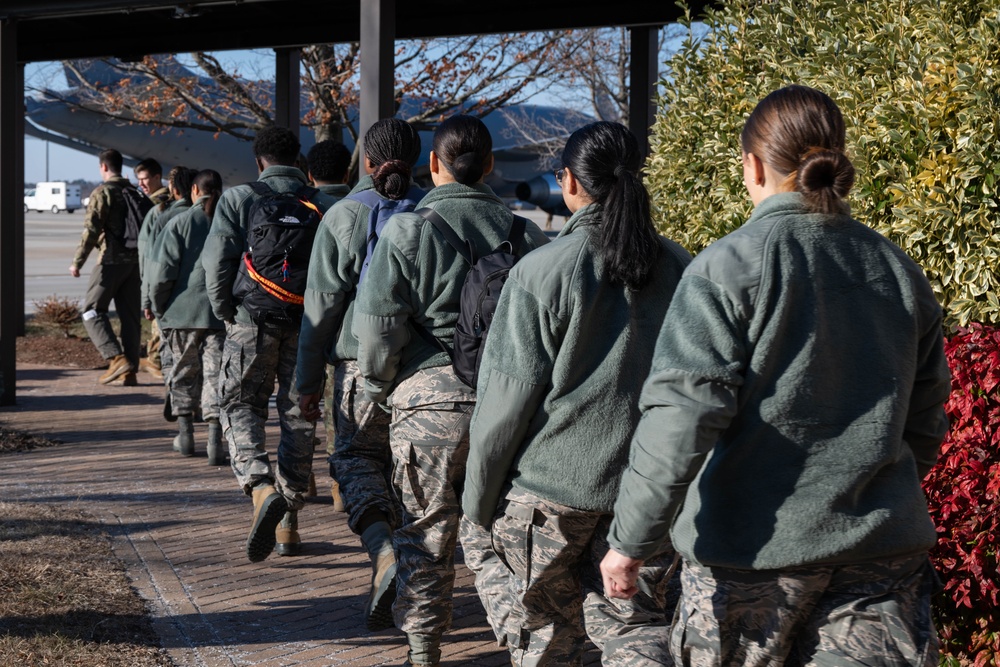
[
  {"x1": 82, "y1": 262, "x2": 142, "y2": 367},
  {"x1": 159, "y1": 324, "x2": 174, "y2": 383},
  {"x1": 476, "y1": 489, "x2": 677, "y2": 666},
  {"x1": 219, "y1": 320, "x2": 315, "y2": 508},
  {"x1": 673, "y1": 554, "x2": 939, "y2": 667},
  {"x1": 327, "y1": 360, "x2": 396, "y2": 534},
  {"x1": 164, "y1": 328, "x2": 224, "y2": 419},
  {"x1": 388, "y1": 375, "x2": 474, "y2": 637},
  {"x1": 147, "y1": 318, "x2": 161, "y2": 366}
]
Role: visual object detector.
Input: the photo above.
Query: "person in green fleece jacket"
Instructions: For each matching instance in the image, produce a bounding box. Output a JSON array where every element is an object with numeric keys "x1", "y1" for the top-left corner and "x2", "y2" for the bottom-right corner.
[
  {"x1": 601, "y1": 85, "x2": 951, "y2": 667},
  {"x1": 353, "y1": 115, "x2": 549, "y2": 667},
  {"x1": 295, "y1": 118, "x2": 424, "y2": 627},
  {"x1": 460, "y1": 121, "x2": 692, "y2": 666},
  {"x1": 148, "y1": 169, "x2": 225, "y2": 462}
]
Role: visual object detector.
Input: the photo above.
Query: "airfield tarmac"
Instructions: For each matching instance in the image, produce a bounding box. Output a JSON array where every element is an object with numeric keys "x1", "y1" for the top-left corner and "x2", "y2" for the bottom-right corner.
[{"x1": 22, "y1": 207, "x2": 564, "y2": 314}]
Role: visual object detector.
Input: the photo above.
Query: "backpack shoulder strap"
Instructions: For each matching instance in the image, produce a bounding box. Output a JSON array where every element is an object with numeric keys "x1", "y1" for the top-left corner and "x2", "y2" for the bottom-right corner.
[
  {"x1": 248, "y1": 181, "x2": 272, "y2": 197},
  {"x1": 507, "y1": 214, "x2": 528, "y2": 254},
  {"x1": 346, "y1": 189, "x2": 384, "y2": 209},
  {"x1": 416, "y1": 207, "x2": 473, "y2": 265},
  {"x1": 295, "y1": 184, "x2": 319, "y2": 201}
]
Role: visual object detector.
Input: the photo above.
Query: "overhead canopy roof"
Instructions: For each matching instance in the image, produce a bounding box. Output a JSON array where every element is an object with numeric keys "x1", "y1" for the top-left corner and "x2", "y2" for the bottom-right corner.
[{"x1": 3, "y1": 0, "x2": 705, "y2": 62}]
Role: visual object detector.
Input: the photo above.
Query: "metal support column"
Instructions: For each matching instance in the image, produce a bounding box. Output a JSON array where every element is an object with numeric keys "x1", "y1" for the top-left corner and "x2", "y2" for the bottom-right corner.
[
  {"x1": 274, "y1": 47, "x2": 301, "y2": 141},
  {"x1": 360, "y1": 0, "x2": 395, "y2": 151},
  {"x1": 628, "y1": 25, "x2": 659, "y2": 160},
  {"x1": 0, "y1": 19, "x2": 22, "y2": 405}
]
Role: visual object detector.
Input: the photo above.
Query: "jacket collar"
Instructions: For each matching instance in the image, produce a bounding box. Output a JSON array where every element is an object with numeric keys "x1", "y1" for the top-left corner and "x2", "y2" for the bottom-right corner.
[
  {"x1": 558, "y1": 203, "x2": 601, "y2": 238},
  {"x1": 258, "y1": 165, "x2": 308, "y2": 183}
]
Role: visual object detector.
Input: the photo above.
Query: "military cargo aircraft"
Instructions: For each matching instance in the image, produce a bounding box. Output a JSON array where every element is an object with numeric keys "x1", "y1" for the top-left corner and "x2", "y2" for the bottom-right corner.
[{"x1": 26, "y1": 58, "x2": 582, "y2": 214}]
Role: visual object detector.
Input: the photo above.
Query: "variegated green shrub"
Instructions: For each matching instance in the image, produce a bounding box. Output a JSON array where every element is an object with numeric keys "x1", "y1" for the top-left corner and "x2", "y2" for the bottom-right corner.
[{"x1": 648, "y1": 0, "x2": 1000, "y2": 326}]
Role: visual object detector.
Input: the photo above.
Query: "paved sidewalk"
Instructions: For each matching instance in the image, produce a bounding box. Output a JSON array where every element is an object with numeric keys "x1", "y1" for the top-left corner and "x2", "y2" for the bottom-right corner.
[{"x1": 0, "y1": 364, "x2": 522, "y2": 667}]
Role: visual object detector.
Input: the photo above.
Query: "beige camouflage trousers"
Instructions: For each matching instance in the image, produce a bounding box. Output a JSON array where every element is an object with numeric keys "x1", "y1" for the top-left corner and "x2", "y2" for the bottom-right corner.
[
  {"x1": 327, "y1": 360, "x2": 396, "y2": 534},
  {"x1": 468, "y1": 488, "x2": 678, "y2": 666},
  {"x1": 219, "y1": 320, "x2": 315, "y2": 506},
  {"x1": 388, "y1": 368, "x2": 475, "y2": 638},
  {"x1": 164, "y1": 327, "x2": 224, "y2": 418},
  {"x1": 672, "y1": 554, "x2": 938, "y2": 667}
]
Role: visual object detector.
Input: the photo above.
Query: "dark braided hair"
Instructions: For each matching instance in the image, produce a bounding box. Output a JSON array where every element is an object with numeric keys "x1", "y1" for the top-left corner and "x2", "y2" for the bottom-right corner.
[{"x1": 364, "y1": 118, "x2": 421, "y2": 200}]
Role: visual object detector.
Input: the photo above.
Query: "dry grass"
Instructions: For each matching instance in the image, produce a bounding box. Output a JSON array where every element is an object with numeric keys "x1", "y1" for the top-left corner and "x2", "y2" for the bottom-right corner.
[{"x1": 0, "y1": 429, "x2": 173, "y2": 666}]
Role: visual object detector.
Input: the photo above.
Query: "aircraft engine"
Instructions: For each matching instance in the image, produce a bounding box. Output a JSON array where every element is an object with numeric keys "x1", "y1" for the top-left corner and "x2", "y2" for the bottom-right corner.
[{"x1": 515, "y1": 172, "x2": 565, "y2": 212}]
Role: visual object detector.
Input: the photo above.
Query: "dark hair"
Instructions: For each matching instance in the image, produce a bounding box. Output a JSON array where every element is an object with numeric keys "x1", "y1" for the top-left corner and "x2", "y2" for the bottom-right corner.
[
  {"x1": 253, "y1": 126, "x2": 301, "y2": 166},
  {"x1": 561, "y1": 121, "x2": 660, "y2": 290},
  {"x1": 134, "y1": 158, "x2": 162, "y2": 177},
  {"x1": 192, "y1": 169, "x2": 223, "y2": 219},
  {"x1": 740, "y1": 85, "x2": 855, "y2": 214},
  {"x1": 432, "y1": 115, "x2": 492, "y2": 186},
  {"x1": 365, "y1": 118, "x2": 421, "y2": 199},
  {"x1": 307, "y1": 140, "x2": 352, "y2": 184},
  {"x1": 168, "y1": 166, "x2": 198, "y2": 206},
  {"x1": 98, "y1": 148, "x2": 123, "y2": 174}
]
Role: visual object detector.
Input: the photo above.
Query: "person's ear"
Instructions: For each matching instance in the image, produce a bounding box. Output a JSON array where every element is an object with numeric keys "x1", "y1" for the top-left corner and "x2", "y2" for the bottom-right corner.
[
  {"x1": 255, "y1": 157, "x2": 264, "y2": 174},
  {"x1": 429, "y1": 151, "x2": 440, "y2": 176},
  {"x1": 482, "y1": 153, "x2": 495, "y2": 178}
]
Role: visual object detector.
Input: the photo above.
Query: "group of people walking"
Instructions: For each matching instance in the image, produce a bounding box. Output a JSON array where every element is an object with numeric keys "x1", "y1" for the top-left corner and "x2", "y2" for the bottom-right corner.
[{"x1": 69, "y1": 84, "x2": 950, "y2": 667}]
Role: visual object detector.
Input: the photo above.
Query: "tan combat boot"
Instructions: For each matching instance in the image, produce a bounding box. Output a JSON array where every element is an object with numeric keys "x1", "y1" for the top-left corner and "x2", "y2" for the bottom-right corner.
[
  {"x1": 331, "y1": 480, "x2": 345, "y2": 512},
  {"x1": 306, "y1": 471, "x2": 317, "y2": 498},
  {"x1": 275, "y1": 510, "x2": 301, "y2": 556},
  {"x1": 245, "y1": 484, "x2": 287, "y2": 563},
  {"x1": 360, "y1": 521, "x2": 396, "y2": 630},
  {"x1": 139, "y1": 357, "x2": 164, "y2": 380},
  {"x1": 98, "y1": 354, "x2": 134, "y2": 385}
]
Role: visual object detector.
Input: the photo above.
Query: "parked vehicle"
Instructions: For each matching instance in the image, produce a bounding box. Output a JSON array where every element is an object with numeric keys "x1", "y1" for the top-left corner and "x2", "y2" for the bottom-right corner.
[{"x1": 24, "y1": 181, "x2": 82, "y2": 213}]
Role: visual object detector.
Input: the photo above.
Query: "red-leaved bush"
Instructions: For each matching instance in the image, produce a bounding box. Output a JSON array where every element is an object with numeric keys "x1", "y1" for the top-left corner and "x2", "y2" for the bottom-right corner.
[{"x1": 924, "y1": 323, "x2": 1000, "y2": 667}]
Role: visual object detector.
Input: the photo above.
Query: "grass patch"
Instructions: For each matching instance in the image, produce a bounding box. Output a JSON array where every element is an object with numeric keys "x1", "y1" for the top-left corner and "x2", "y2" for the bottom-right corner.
[{"x1": 0, "y1": 501, "x2": 173, "y2": 667}]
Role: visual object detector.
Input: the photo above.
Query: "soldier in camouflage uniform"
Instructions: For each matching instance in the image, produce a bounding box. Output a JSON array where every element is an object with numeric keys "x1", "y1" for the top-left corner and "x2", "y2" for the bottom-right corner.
[
  {"x1": 69, "y1": 148, "x2": 143, "y2": 387},
  {"x1": 203, "y1": 128, "x2": 332, "y2": 564},
  {"x1": 601, "y1": 87, "x2": 949, "y2": 667},
  {"x1": 149, "y1": 169, "x2": 226, "y2": 462},
  {"x1": 462, "y1": 122, "x2": 689, "y2": 666},
  {"x1": 354, "y1": 116, "x2": 548, "y2": 667},
  {"x1": 296, "y1": 124, "x2": 420, "y2": 621}
]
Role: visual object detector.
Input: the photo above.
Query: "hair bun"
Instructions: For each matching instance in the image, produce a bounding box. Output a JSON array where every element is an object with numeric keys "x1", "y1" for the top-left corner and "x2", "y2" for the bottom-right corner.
[
  {"x1": 796, "y1": 148, "x2": 855, "y2": 214},
  {"x1": 449, "y1": 152, "x2": 484, "y2": 185},
  {"x1": 372, "y1": 159, "x2": 412, "y2": 200}
]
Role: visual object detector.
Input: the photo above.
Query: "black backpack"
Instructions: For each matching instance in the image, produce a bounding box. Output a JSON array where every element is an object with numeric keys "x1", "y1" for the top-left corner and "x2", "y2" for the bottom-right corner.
[
  {"x1": 415, "y1": 207, "x2": 527, "y2": 388},
  {"x1": 231, "y1": 181, "x2": 323, "y2": 327},
  {"x1": 119, "y1": 183, "x2": 153, "y2": 250}
]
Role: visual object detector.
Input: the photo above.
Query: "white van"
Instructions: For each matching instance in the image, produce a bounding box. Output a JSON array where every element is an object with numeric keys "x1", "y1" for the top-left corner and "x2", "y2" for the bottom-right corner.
[{"x1": 24, "y1": 182, "x2": 83, "y2": 213}]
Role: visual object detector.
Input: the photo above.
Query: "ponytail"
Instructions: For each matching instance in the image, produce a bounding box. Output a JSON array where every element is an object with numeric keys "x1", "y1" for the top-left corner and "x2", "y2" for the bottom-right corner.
[
  {"x1": 562, "y1": 121, "x2": 660, "y2": 290},
  {"x1": 192, "y1": 169, "x2": 223, "y2": 219}
]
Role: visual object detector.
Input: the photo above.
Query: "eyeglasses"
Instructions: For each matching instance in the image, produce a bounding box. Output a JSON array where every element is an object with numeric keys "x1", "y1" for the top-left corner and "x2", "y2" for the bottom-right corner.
[{"x1": 554, "y1": 167, "x2": 566, "y2": 185}]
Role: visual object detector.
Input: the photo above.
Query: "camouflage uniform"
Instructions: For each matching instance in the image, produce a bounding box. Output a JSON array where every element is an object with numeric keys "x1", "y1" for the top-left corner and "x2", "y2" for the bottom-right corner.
[
  {"x1": 73, "y1": 176, "x2": 141, "y2": 367},
  {"x1": 165, "y1": 328, "x2": 224, "y2": 419},
  {"x1": 388, "y1": 366, "x2": 475, "y2": 638},
  {"x1": 328, "y1": 359, "x2": 397, "y2": 533},
  {"x1": 477, "y1": 488, "x2": 677, "y2": 667},
  {"x1": 672, "y1": 554, "x2": 938, "y2": 667},
  {"x1": 219, "y1": 320, "x2": 316, "y2": 509}
]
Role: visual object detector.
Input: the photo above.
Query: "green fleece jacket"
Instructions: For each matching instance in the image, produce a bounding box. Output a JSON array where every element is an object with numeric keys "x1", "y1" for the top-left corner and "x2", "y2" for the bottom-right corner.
[
  {"x1": 607, "y1": 192, "x2": 952, "y2": 569},
  {"x1": 297, "y1": 177, "x2": 427, "y2": 395},
  {"x1": 203, "y1": 165, "x2": 315, "y2": 325},
  {"x1": 312, "y1": 183, "x2": 347, "y2": 212},
  {"x1": 148, "y1": 198, "x2": 224, "y2": 330},
  {"x1": 352, "y1": 182, "x2": 549, "y2": 404},
  {"x1": 140, "y1": 198, "x2": 191, "y2": 311},
  {"x1": 462, "y1": 204, "x2": 692, "y2": 523}
]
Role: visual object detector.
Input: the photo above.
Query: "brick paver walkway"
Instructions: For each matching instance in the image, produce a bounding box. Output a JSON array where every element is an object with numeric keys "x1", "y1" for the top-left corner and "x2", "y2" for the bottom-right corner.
[{"x1": 0, "y1": 364, "x2": 532, "y2": 666}]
